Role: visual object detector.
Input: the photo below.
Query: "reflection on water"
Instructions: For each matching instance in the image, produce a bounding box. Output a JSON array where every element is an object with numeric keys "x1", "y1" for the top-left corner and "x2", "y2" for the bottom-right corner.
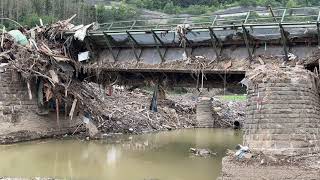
[{"x1": 0, "y1": 129, "x2": 242, "y2": 180}]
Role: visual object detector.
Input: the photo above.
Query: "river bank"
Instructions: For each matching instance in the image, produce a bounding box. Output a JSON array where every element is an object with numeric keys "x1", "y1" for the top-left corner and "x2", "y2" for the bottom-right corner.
[
  {"x1": 0, "y1": 84, "x2": 245, "y2": 144},
  {"x1": 220, "y1": 152, "x2": 320, "y2": 179}
]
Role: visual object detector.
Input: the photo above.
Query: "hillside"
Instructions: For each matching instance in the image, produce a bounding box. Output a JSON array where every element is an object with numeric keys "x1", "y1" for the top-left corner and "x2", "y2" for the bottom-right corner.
[{"x1": 0, "y1": 0, "x2": 320, "y2": 29}]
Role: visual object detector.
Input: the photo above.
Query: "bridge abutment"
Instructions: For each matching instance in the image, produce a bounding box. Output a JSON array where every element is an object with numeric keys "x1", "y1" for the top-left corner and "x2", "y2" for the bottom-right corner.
[
  {"x1": 0, "y1": 69, "x2": 80, "y2": 143},
  {"x1": 244, "y1": 65, "x2": 320, "y2": 155}
]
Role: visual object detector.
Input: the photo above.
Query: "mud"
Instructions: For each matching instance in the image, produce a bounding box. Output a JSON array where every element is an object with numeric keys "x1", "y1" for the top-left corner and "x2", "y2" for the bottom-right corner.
[{"x1": 220, "y1": 154, "x2": 320, "y2": 180}]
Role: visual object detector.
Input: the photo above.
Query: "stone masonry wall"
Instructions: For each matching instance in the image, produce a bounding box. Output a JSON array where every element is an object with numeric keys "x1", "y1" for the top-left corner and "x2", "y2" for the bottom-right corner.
[
  {"x1": 0, "y1": 69, "x2": 38, "y2": 120},
  {"x1": 244, "y1": 65, "x2": 320, "y2": 155},
  {"x1": 196, "y1": 97, "x2": 214, "y2": 127},
  {"x1": 0, "y1": 68, "x2": 81, "y2": 143}
]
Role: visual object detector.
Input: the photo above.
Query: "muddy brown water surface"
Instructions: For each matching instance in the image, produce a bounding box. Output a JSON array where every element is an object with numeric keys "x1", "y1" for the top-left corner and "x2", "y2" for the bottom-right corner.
[{"x1": 0, "y1": 129, "x2": 242, "y2": 180}]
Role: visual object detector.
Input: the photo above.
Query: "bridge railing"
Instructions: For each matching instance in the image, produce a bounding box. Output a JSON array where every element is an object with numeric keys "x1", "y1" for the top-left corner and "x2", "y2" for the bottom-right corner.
[
  {"x1": 96, "y1": 6, "x2": 320, "y2": 31},
  {"x1": 86, "y1": 6, "x2": 320, "y2": 63}
]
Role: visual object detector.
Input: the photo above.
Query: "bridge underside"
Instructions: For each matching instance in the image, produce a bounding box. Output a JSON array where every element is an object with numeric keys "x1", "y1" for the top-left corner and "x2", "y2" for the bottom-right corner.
[
  {"x1": 81, "y1": 43, "x2": 318, "y2": 88},
  {"x1": 71, "y1": 15, "x2": 320, "y2": 88},
  {"x1": 84, "y1": 69, "x2": 245, "y2": 89}
]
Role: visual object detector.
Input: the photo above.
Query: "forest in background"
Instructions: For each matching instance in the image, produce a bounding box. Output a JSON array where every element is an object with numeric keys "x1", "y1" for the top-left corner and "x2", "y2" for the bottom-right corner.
[{"x1": 1, "y1": 0, "x2": 320, "y2": 29}]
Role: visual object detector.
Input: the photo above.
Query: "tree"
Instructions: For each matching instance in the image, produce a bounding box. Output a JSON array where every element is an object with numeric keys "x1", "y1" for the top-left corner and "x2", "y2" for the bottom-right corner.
[
  {"x1": 286, "y1": 0, "x2": 298, "y2": 8},
  {"x1": 239, "y1": 0, "x2": 258, "y2": 7},
  {"x1": 163, "y1": 2, "x2": 179, "y2": 14}
]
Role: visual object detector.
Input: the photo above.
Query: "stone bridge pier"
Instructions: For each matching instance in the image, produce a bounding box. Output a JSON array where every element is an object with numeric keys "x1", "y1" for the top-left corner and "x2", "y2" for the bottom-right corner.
[
  {"x1": 244, "y1": 66, "x2": 320, "y2": 155},
  {"x1": 196, "y1": 96, "x2": 214, "y2": 128}
]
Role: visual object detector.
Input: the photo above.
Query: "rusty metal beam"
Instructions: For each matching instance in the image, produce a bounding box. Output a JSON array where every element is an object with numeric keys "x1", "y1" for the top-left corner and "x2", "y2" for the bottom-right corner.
[
  {"x1": 151, "y1": 30, "x2": 164, "y2": 46},
  {"x1": 103, "y1": 32, "x2": 118, "y2": 62},
  {"x1": 242, "y1": 25, "x2": 253, "y2": 61},
  {"x1": 268, "y1": 6, "x2": 278, "y2": 22},
  {"x1": 208, "y1": 27, "x2": 222, "y2": 46},
  {"x1": 317, "y1": 10, "x2": 320, "y2": 47},
  {"x1": 152, "y1": 34, "x2": 166, "y2": 63},
  {"x1": 126, "y1": 31, "x2": 140, "y2": 61},
  {"x1": 126, "y1": 31, "x2": 140, "y2": 46},
  {"x1": 208, "y1": 27, "x2": 220, "y2": 61},
  {"x1": 279, "y1": 24, "x2": 289, "y2": 61}
]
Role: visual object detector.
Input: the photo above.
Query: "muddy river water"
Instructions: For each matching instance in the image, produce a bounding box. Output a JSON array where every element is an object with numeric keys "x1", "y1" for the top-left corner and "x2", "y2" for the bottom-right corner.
[{"x1": 0, "y1": 129, "x2": 242, "y2": 180}]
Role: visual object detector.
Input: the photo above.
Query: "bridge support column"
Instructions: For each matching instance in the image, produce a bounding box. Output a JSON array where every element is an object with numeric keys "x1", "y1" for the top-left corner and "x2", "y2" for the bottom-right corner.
[
  {"x1": 196, "y1": 96, "x2": 214, "y2": 128},
  {"x1": 244, "y1": 66, "x2": 320, "y2": 155}
]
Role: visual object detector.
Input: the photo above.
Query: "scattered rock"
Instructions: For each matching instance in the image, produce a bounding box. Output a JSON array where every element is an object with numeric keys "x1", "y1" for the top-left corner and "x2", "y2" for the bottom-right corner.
[
  {"x1": 243, "y1": 153, "x2": 253, "y2": 159},
  {"x1": 211, "y1": 97, "x2": 245, "y2": 128},
  {"x1": 189, "y1": 148, "x2": 216, "y2": 157}
]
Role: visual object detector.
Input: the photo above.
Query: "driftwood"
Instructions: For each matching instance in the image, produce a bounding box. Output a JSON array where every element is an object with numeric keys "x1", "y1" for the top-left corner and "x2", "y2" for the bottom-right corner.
[
  {"x1": 0, "y1": 15, "x2": 198, "y2": 134},
  {"x1": 1, "y1": 26, "x2": 5, "y2": 48},
  {"x1": 27, "y1": 81, "x2": 32, "y2": 100},
  {"x1": 69, "y1": 98, "x2": 78, "y2": 121}
]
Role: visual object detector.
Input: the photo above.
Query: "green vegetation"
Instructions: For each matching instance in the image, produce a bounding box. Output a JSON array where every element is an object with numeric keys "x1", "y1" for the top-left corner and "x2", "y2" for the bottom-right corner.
[
  {"x1": 1, "y1": 0, "x2": 320, "y2": 29},
  {"x1": 217, "y1": 95, "x2": 247, "y2": 102},
  {"x1": 0, "y1": 0, "x2": 137, "y2": 29},
  {"x1": 127, "y1": 0, "x2": 320, "y2": 15},
  {"x1": 96, "y1": 3, "x2": 138, "y2": 23}
]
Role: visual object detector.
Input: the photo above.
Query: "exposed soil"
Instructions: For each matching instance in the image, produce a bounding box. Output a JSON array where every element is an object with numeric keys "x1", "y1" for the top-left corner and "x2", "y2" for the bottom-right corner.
[
  {"x1": 221, "y1": 156, "x2": 320, "y2": 180},
  {"x1": 0, "y1": 112, "x2": 83, "y2": 144},
  {"x1": 220, "y1": 151, "x2": 320, "y2": 180}
]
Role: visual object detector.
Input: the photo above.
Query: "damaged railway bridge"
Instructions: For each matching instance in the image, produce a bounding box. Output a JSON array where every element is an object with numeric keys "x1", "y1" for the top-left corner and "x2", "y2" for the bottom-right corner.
[
  {"x1": 2, "y1": 7, "x2": 320, "y2": 149},
  {"x1": 76, "y1": 7, "x2": 320, "y2": 130}
]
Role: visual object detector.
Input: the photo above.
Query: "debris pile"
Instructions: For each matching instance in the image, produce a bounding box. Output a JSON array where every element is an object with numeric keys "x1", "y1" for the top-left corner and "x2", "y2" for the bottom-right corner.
[
  {"x1": 189, "y1": 147, "x2": 216, "y2": 157},
  {"x1": 0, "y1": 17, "x2": 115, "y2": 133},
  {"x1": 0, "y1": 15, "x2": 199, "y2": 135},
  {"x1": 211, "y1": 97, "x2": 245, "y2": 128},
  {"x1": 85, "y1": 84, "x2": 197, "y2": 133}
]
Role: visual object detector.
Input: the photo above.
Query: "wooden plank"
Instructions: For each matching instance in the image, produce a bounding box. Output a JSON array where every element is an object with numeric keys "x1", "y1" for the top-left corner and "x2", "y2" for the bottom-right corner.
[
  {"x1": 56, "y1": 99, "x2": 61, "y2": 129},
  {"x1": 69, "y1": 99, "x2": 78, "y2": 121}
]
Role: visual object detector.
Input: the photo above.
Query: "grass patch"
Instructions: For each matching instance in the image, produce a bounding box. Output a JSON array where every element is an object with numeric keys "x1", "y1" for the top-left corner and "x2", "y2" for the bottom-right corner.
[{"x1": 217, "y1": 95, "x2": 247, "y2": 102}]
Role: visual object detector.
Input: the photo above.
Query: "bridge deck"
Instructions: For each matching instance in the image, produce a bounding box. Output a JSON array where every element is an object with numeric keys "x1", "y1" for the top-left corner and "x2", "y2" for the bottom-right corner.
[
  {"x1": 77, "y1": 7, "x2": 320, "y2": 88},
  {"x1": 84, "y1": 6, "x2": 320, "y2": 49}
]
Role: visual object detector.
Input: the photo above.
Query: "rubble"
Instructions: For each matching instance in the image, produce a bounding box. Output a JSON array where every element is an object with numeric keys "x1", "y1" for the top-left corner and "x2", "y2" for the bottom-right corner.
[
  {"x1": 84, "y1": 84, "x2": 197, "y2": 134},
  {"x1": 211, "y1": 97, "x2": 245, "y2": 128},
  {"x1": 0, "y1": 15, "x2": 245, "y2": 141},
  {"x1": 0, "y1": 14, "x2": 199, "y2": 138},
  {"x1": 189, "y1": 148, "x2": 216, "y2": 157}
]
